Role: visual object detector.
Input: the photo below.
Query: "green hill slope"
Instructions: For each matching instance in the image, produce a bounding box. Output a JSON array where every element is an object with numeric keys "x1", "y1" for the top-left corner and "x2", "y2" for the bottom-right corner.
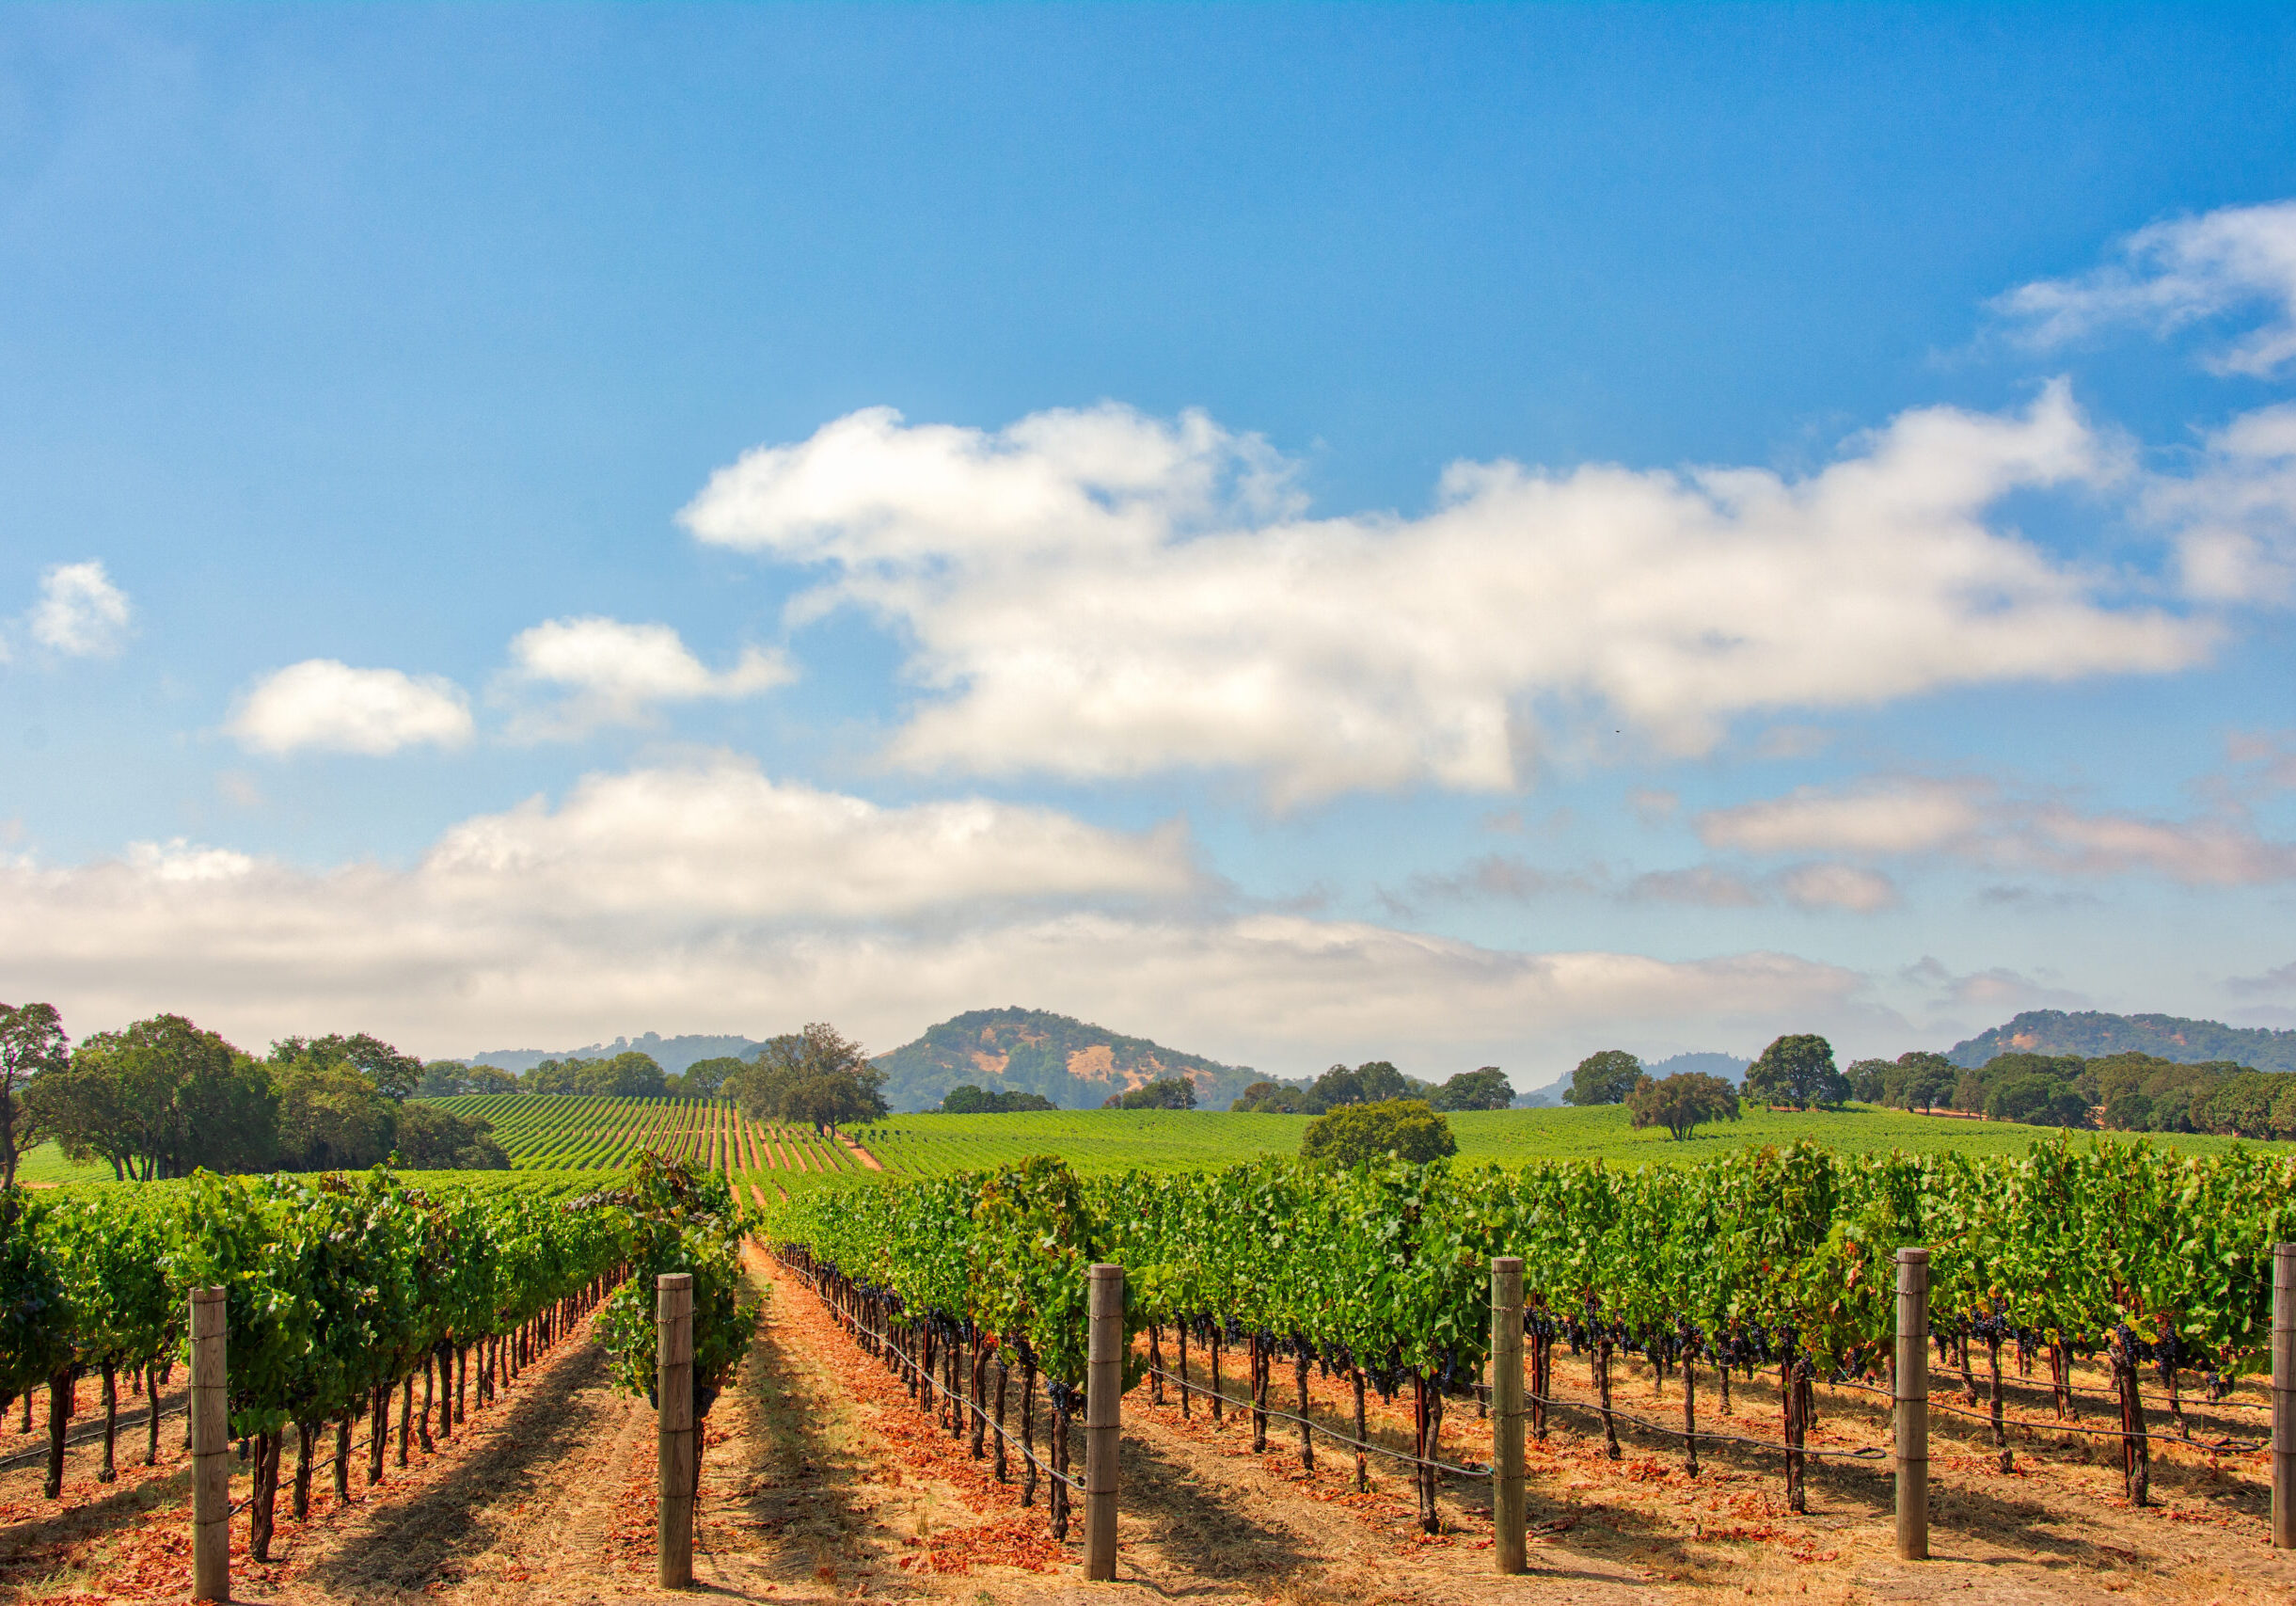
[
  {"x1": 872, "y1": 1006, "x2": 1259, "y2": 1112},
  {"x1": 1946, "y1": 1010, "x2": 2296, "y2": 1073}
]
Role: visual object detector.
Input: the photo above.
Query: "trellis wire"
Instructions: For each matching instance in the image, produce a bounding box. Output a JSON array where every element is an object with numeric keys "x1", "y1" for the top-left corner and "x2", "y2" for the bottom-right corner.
[
  {"x1": 0, "y1": 1400, "x2": 189, "y2": 1472},
  {"x1": 1146, "y1": 1365, "x2": 1496, "y2": 1479},
  {"x1": 832, "y1": 1301, "x2": 1085, "y2": 1493}
]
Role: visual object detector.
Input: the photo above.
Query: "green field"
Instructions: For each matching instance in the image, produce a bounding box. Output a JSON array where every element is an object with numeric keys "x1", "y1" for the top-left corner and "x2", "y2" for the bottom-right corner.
[
  {"x1": 17, "y1": 1097, "x2": 2273, "y2": 1196},
  {"x1": 859, "y1": 1101, "x2": 2273, "y2": 1175}
]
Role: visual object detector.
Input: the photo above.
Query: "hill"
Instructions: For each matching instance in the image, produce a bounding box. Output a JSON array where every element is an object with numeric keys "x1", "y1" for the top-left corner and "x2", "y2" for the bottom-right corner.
[
  {"x1": 1945, "y1": 1010, "x2": 2296, "y2": 1073},
  {"x1": 467, "y1": 1031, "x2": 768, "y2": 1075},
  {"x1": 871, "y1": 1006, "x2": 1259, "y2": 1112}
]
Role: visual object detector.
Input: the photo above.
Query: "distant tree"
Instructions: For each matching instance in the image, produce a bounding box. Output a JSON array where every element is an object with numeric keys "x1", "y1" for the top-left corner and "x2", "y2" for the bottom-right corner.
[
  {"x1": 728, "y1": 1023, "x2": 888, "y2": 1135},
  {"x1": 1743, "y1": 1035, "x2": 1849, "y2": 1108},
  {"x1": 942, "y1": 1085, "x2": 1058, "y2": 1114},
  {"x1": 1950, "y1": 1071, "x2": 1986, "y2": 1113},
  {"x1": 392, "y1": 1103, "x2": 511, "y2": 1169},
  {"x1": 1845, "y1": 1058, "x2": 1892, "y2": 1104},
  {"x1": 1300, "y1": 1099, "x2": 1457, "y2": 1168},
  {"x1": 1624, "y1": 1072, "x2": 1742, "y2": 1141},
  {"x1": 1104, "y1": 1076, "x2": 1198, "y2": 1110},
  {"x1": 269, "y1": 1031, "x2": 423, "y2": 1101},
  {"x1": 1228, "y1": 1079, "x2": 1320, "y2": 1113},
  {"x1": 0, "y1": 1002, "x2": 69, "y2": 1198},
  {"x1": 30, "y1": 1015, "x2": 277, "y2": 1180},
  {"x1": 678, "y1": 1057, "x2": 748, "y2": 1098},
  {"x1": 414, "y1": 1061, "x2": 469, "y2": 1099},
  {"x1": 467, "y1": 1064, "x2": 522, "y2": 1094},
  {"x1": 1429, "y1": 1067, "x2": 1514, "y2": 1111},
  {"x1": 274, "y1": 1061, "x2": 399, "y2": 1170},
  {"x1": 1890, "y1": 1052, "x2": 1958, "y2": 1111},
  {"x1": 1987, "y1": 1074, "x2": 2090, "y2": 1128},
  {"x1": 1309, "y1": 1060, "x2": 1420, "y2": 1109},
  {"x1": 1562, "y1": 1050, "x2": 1642, "y2": 1106}
]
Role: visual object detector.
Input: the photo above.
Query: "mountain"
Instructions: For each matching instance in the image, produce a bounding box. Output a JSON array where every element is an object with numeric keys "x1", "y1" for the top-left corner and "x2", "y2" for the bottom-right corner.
[
  {"x1": 872, "y1": 1006, "x2": 1259, "y2": 1112},
  {"x1": 1945, "y1": 1010, "x2": 2296, "y2": 1073},
  {"x1": 467, "y1": 1032, "x2": 768, "y2": 1076},
  {"x1": 1646, "y1": 1051, "x2": 1751, "y2": 1084}
]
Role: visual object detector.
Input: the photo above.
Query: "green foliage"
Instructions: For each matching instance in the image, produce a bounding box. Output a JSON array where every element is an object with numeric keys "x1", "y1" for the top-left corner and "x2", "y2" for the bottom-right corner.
[
  {"x1": 1102, "y1": 1076, "x2": 1197, "y2": 1110},
  {"x1": 1227, "y1": 1079, "x2": 1318, "y2": 1113},
  {"x1": 767, "y1": 1135, "x2": 2296, "y2": 1402},
  {"x1": 269, "y1": 1032, "x2": 424, "y2": 1101},
  {"x1": 1428, "y1": 1066, "x2": 1514, "y2": 1111},
  {"x1": 1624, "y1": 1071, "x2": 1741, "y2": 1140},
  {"x1": 1301, "y1": 1099, "x2": 1456, "y2": 1168},
  {"x1": 941, "y1": 1084, "x2": 1058, "y2": 1114},
  {"x1": 1948, "y1": 1009, "x2": 2296, "y2": 1074},
  {"x1": 587, "y1": 1154, "x2": 756, "y2": 1420},
  {"x1": 1743, "y1": 1034, "x2": 1849, "y2": 1108},
  {"x1": 1562, "y1": 1049, "x2": 1641, "y2": 1106},
  {"x1": 529, "y1": 1051, "x2": 670, "y2": 1098},
  {"x1": 0, "y1": 1002, "x2": 70, "y2": 1193},
  {"x1": 727, "y1": 1023, "x2": 888, "y2": 1133},
  {"x1": 676, "y1": 1057, "x2": 748, "y2": 1098},
  {"x1": 31, "y1": 1015, "x2": 278, "y2": 1181}
]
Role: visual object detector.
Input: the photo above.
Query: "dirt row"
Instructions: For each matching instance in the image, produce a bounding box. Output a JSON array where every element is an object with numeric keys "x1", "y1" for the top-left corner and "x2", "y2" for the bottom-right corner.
[{"x1": 6, "y1": 1257, "x2": 2289, "y2": 1604}]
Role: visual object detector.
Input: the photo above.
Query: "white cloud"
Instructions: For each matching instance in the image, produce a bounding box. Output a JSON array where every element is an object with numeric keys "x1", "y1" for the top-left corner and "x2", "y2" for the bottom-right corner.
[
  {"x1": 1775, "y1": 862, "x2": 1901, "y2": 914},
  {"x1": 682, "y1": 390, "x2": 2205, "y2": 803},
  {"x1": 1699, "y1": 779, "x2": 1987, "y2": 856},
  {"x1": 1997, "y1": 199, "x2": 2296, "y2": 376},
  {"x1": 421, "y1": 754, "x2": 1195, "y2": 921},
  {"x1": 228, "y1": 660, "x2": 475, "y2": 756},
  {"x1": 1698, "y1": 776, "x2": 2296, "y2": 887},
  {"x1": 27, "y1": 561, "x2": 132, "y2": 657},
  {"x1": 499, "y1": 616, "x2": 793, "y2": 739},
  {"x1": 2145, "y1": 402, "x2": 2296, "y2": 602},
  {"x1": 0, "y1": 758, "x2": 1877, "y2": 1072}
]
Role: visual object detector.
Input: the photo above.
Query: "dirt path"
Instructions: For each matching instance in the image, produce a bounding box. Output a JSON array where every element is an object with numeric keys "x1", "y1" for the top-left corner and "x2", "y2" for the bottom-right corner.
[{"x1": 12, "y1": 1270, "x2": 2290, "y2": 1606}]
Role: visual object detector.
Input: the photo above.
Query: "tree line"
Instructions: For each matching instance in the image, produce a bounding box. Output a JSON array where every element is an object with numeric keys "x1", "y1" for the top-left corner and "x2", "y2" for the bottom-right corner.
[
  {"x1": 1227, "y1": 1059, "x2": 1514, "y2": 1115},
  {"x1": 0, "y1": 1003, "x2": 507, "y2": 1185},
  {"x1": 1848, "y1": 1046, "x2": 2295, "y2": 1137}
]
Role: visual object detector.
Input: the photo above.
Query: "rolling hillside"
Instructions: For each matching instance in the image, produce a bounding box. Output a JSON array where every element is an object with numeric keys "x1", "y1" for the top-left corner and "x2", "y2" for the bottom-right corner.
[
  {"x1": 871, "y1": 1005, "x2": 1260, "y2": 1112},
  {"x1": 1946, "y1": 1010, "x2": 2296, "y2": 1073}
]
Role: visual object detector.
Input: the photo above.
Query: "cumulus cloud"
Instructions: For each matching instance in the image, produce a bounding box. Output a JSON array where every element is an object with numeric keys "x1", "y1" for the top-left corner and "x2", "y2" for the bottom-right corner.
[
  {"x1": 229, "y1": 660, "x2": 475, "y2": 756},
  {"x1": 1698, "y1": 776, "x2": 2296, "y2": 887},
  {"x1": 2145, "y1": 403, "x2": 2296, "y2": 602},
  {"x1": 681, "y1": 390, "x2": 2205, "y2": 803},
  {"x1": 421, "y1": 755, "x2": 1195, "y2": 921},
  {"x1": 26, "y1": 561, "x2": 132, "y2": 657},
  {"x1": 499, "y1": 616, "x2": 793, "y2": 739},
  {"x1": 0, "y1": 757, "x2": 1876, "y2": 1071},
  {"x1": 1997, "y1": 199, "x2": 2296, "y2": 376}
]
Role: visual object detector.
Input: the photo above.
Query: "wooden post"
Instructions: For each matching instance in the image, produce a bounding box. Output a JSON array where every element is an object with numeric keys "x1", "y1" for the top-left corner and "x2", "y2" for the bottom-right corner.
[
  {"x1": 1895, "y1": 1248, "x2": 1929, "y2": 1562},
  {"x1": 1492, "y1": 1256, "x2": 1527, "y2": 1576},
  {"x1": 657, "y1": 1272, "x2": 695, "y2": 1588},
  {"x1": 2274, "y1": 1243, "x2": 2295, "y2": 1549},
  {"x1": 190, "y1": 1287, "x2": 230, "y2": 1604},
  {"x1": 1085, "y1": 1263, "x2": 1122, "y2": 1582}
]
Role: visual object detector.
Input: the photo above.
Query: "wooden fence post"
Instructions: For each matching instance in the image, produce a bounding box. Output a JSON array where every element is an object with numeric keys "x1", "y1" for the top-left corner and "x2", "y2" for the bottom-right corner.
[
  {"x1": 1085, "y1": 1263, "x2": 1122, "y2": 1582},
  {"x1": 2274, "y1": 1243, "x2": 2295, "y2": 1550},
  {"x1": 1492, "y1": 1256, "x2": 1527, "y2": 1576},
  {"x1": 657, "y1": 1272, "x2": 695, "y2": 1588},
  {"x1": 1895, "y1": 1248, "x2": 1929, "y2": 1562},
  {"x1": 190, "y1": 1287, "x2": 230, "y2": 1603}
]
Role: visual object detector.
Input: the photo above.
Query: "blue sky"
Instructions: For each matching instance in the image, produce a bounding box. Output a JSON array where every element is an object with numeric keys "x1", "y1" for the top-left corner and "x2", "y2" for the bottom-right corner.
[{"x1": 4, "y1": 5, "x2": 2294, "y2": 1083}]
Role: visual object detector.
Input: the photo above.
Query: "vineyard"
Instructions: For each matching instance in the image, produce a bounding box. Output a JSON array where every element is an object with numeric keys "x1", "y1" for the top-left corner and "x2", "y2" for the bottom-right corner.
[
  {"x1": 428, "y1": 1093, "x2": 877, "y2": 1187},
  {"x1": 7, "y1": 1125, "x2": 2294, "y2": 1602},
  {"x1": 763, "y1": 1135, "x2": 2296, "y2": 1546},
  {"x1": 1, "y1": 1156, "x2": 753, "y2": 1569}
]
